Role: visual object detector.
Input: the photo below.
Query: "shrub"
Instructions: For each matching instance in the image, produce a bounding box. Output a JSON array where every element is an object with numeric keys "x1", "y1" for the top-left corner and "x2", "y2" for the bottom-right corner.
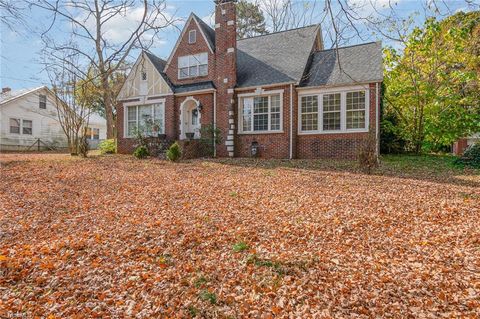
[
  {"x1": 99, "y1": 139, "x2": 116, "y2": 154},
  {"x1": 133, "y1": 145, "x2": 149, "y2": 159},
  {"x1": 166, "y1": 142, "x2": 181, "y2": 161},
  {"x1": 358, "y1": 131, "x2": 379, "y2": 174},
  {"x1": 455, "y1": 142, "x2": 480, "y2": 168}
]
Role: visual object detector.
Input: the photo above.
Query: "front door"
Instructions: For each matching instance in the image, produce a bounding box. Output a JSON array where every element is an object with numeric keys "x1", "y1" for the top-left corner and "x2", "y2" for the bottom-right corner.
[{"x1": 181, "y1": 101, "x2": 201, "y2": 139}]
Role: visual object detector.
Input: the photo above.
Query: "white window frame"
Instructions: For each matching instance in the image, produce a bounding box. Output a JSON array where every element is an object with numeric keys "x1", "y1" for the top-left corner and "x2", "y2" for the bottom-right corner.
[
  {"x1": 39, "y1": 94, "x2": 47, "y2": 109},
  {"x1": 298, "y1": 85, "x2": 369, "y2": 135},
  {"x1": 178, "y1": 52, "x2": 208, "y2": 79},
  {"x1": 9, "y1": 118, "x2": 33, "y2": 135},
  {"x1": 188, "y1": 30, "x2": 197, "y2": 44},
  {"x1": 238, "y1": 89, "x2": 284, "y2": 134},
  {"x1": 123, "y1": 98, "x2": 166, "y2": 138}
]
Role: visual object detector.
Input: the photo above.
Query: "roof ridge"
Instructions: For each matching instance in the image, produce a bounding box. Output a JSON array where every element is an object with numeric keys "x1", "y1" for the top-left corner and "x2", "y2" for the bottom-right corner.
[
  {"x1": 144, "y1": 50, "x2": 167, "y2": 63},
  {"x1": 318, "y1": 41, "x2": 380, "y2": 52},
  {"x1": 237, "y1": 24, "x2": 320, "y2": 41}
]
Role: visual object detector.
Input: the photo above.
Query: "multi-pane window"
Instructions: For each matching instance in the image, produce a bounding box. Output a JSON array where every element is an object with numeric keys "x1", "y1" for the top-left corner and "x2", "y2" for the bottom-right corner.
[
  {"x1": 188, "y1": 30, "x2": 197, "y2": 44},
  {"x1": 299, "y1": 89, "x2": 368, "y2": 133},
  {"x1": 323, "y1": 93, "x2": 341, "y2": 131},
  {"x1": 39, "y1": 94, "x2": 47, "y2": 109},
  {"x1": 178, "y1": 53, "x2": 208, "y2": 79},
  {"x1": 241, "y1": 94, "x2": 282, "y2": 133},
  {"x1": 10, "y1": 118, "x2": 32, "y2": 135},
  {"x1": 301, "y1": 95, "x2": 318, "y2": 131},
  {"x1": 22, "y1": 120, "x2": 32, "y2": 135},
  {"x1": 126, "y1": 103, "x2": 165, "y2": 137},
  {"x1": 9, "y1": 118, "x2": 20, "y2": 134},
  {"x1": 346, "y1": 91, "x2": 366, "y2": 129}
]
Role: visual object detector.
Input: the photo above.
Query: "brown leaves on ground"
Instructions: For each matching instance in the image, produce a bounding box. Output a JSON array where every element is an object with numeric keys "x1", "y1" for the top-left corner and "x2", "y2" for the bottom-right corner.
[{"x1": 0, "y1": 154, "x2": 479, "y2": 318}]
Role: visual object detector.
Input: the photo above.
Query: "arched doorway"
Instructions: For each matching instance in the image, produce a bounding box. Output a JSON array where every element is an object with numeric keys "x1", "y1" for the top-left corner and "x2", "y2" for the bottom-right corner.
[{"x1": 180, "y1": 97, "x2": 201, "y2": 140}]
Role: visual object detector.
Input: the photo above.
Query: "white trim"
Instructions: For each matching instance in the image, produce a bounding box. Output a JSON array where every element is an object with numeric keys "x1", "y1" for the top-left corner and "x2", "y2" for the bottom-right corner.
[
  {"x1": 118, "y1": 93, "x2": 172, "y2": 102},
  {"x1": 289, "y1": 84, "x2": 293, "y2": 159},
  {"x1": 297, "y1": 85, "x2": 370, "y2": 135},
  {"x1": 164, "y1": 14, "x2": 214, "y2": 71},
  {"x1": 213, "y1": 91, "x2": 217, "y2": 157},
  {"x1": 376, "y1": 82, "x2": 380, "y2": 157},
  {"x1": 188, "y1": 29, "x2": 197, "y2": 44},
  {"x1": 215, "y1": 23, "x2": 220, "y2": 29},
  {"x1": 178, "y1": 52, "x2": 209, "y2": 80},
  {"x1": 179, "y1": 96, "x2": 201, "y2": 140},
  {"x1": 227, "y1": 48, "x2": 235, "y2": 53},
  {"x1": 227, "y1": 20, "x2": 234, "y2": 26},
  {"x1": 237, "y1": 89, "x2": 284, "y2": 134},
  {"x1": 174, "y1": 88, "x2": 216, "y2": 97},
  {"x1": 296, "y1": 82, "x2": 381, "y2": 92},
  {"x1": 234, "y1": 82, "x2": 295, "y2": 92}
]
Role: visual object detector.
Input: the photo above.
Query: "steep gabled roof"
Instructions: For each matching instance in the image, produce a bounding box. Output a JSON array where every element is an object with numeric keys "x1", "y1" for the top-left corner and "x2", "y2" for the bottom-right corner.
[
  {"x1": 236, "y1": 25, "x2": 320, "y2": 88},
  {"x1": 300, "y1": 42, "x2": 383, "y2": 88},
  {"x1": 144, "y1": 51, "x2": 175, "y2": 90},
  {"x1": 0, "y1": 86, "x2": 50, "y2": 105},
  {"x1": 164, "y1": 13, "x2": 215, "y2": 71},
  {"x1": 192, "y1": 13, "x2": 215, "y2": 51}
]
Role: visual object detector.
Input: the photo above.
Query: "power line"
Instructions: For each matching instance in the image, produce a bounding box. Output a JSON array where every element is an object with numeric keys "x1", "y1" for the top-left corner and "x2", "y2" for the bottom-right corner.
[{"x1": 0, "y1": 76, "x2": 48, "y2": 85}]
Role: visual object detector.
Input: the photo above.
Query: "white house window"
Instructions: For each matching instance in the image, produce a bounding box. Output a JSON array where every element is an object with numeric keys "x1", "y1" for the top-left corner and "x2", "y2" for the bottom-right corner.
[
  {"x1": 39, "y1": 94, "x2": 47, "y2": 109},
  {"x1": 126, "y1": 103, "x2": 165, "y2": 137},
  {"x1": 323, "y1": 93, "x2": 341, "y2": 131},
  {"x1": 346, "y1": 91, "x2": 366, "y2": 129},
  {"x1": 178, "y1": 53, "x2": 208, "y2": 79},
  {"x1": 10, "y1": 118, "x2": 32, "y2": 135},
  {"x1": 22, "y1": 120, "x2": 33, "y2": 135},
  {"x1": 9, "y1": 118, "x2": 20, "y2": 134},
  {"x1": 299, "y1": 88, "x2": 369, "y2": 134},
  {"x1": 301, "y1": 95, "x2": 318, "y2": 131},
  {"x1": 188, "y1": 30, "x2": 197, "y2": 44},
  {"x1": 240, "y1": 94, "x2": 282, "y2": 133}
]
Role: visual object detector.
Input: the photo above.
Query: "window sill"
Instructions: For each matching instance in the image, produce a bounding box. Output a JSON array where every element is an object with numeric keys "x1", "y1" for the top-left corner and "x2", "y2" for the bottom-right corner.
[
  {"x1": 238, "y1": 131, "x2": 284, "y2": 135},
  {"x1": 298, "y1": 129, "x2": 369, "y2": 135}
]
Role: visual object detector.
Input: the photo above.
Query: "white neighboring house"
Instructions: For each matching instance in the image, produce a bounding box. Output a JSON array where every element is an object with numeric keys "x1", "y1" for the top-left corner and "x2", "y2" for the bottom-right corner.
[{"x1": 0, "y1": 86, "x2": 107, "y2": 151}]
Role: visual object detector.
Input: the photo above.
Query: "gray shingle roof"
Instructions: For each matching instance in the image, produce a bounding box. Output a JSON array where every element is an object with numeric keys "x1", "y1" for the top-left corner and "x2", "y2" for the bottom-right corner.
[
  {"x1": 300, "y1": 42, "x2": 383, "y2": 88},
  {"x1": 173, "y1": 81, "x2": 216, "y2": 94},
  {"x1": 192, "y1": 14, "x2": 216, "y2": 51},
  {"x1": 236, "y1": 25, "x2": 320, "y2": 88},
  {"x1": 144, "y1": 51, "x2": 175, "y2": 90}
]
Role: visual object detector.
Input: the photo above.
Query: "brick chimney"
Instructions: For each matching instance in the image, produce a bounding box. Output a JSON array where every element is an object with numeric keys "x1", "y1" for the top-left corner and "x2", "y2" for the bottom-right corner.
[
  {"x1": 2, "y1": 87, "x2": 11, "y2": 95},
  {"x1": 214, "y1": 0, "x2": 237, "y2": 157}
]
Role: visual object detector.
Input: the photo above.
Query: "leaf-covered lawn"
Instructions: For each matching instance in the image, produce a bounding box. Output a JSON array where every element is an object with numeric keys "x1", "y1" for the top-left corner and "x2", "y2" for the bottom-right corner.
[{"x1": 1, "y1": 154, "x2": 479, "y2": 318}]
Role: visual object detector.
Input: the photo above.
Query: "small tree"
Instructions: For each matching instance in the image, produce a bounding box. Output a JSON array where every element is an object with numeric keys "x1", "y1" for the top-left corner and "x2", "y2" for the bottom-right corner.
[{"x1": 236, "y1": 0, "x2": 268, "y2": 39}]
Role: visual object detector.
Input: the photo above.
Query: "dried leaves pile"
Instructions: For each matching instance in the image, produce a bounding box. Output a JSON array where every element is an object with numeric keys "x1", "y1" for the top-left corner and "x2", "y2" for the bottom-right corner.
[{"x1": 1, "y1": 154, "x2": 479, "y2": 318}]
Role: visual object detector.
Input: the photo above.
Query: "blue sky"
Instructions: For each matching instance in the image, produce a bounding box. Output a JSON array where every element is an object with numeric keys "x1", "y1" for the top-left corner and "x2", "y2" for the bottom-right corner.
[{"x1": 0, "y1": 0, "x2": 475, "y2": 90}]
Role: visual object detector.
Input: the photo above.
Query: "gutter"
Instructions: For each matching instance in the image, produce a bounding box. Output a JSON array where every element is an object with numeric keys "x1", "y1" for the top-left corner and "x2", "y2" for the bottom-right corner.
[
  {"x1": 213, "y1": 90, "x2": 217, "y2": 158},
  {"x1": 289, "y1": 84, "x2": 293, "y2": 159},
  {"x1": 376, "y1": 82, "x2": 380, "y2": 159}
]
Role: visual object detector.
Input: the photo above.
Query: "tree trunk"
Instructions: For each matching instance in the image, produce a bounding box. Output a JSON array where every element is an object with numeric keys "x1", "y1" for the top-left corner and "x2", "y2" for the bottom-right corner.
[{"x1": 101, "y1": 74, "x2": 115, "y2": 139}]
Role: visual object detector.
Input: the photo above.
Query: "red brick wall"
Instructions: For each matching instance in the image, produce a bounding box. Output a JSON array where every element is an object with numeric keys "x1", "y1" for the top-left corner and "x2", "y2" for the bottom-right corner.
[
  {"x1": 235, "y1": 84, "x2": 294, "y2": 159},
  {"x1": 296, "y1": 83, "x2": 380, "y2": 159},
  {"x1": 164, "y1": 18, "x2": 216, "y2": 86}
]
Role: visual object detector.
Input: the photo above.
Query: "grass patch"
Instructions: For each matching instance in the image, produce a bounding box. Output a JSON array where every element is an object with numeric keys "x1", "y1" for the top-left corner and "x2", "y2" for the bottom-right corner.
[
  {"x1": 232, "y1": 241, "x2": 249, "y2": 253},
  {"x1": 229, "y1": 191, "x2": 238, "y2": 197},
  {"x1": 187, "y1": 305, "x2": 199, "y2": 317},
  {"x1": 194, "y1": 275, "x2": 208, "y2": 288},
  {"x1": 199, "y1": 290, "x2": 217, "y2": 305}
]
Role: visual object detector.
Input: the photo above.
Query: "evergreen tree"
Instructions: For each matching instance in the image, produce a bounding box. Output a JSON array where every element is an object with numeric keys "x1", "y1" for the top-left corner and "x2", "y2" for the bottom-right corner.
[{"x1": 236, "y1": 0, "x2": 268, "y2": 39}]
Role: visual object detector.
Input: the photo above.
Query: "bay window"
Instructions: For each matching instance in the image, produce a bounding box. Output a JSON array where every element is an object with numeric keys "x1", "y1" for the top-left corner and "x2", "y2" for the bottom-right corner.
[
  {"x1": 178, "y1": 53, "x2": 208, "y2": 79},
  {"x1": 240, "y1": 93, "x2": 282, "y2": 133},
  {"x1": 299, "y1": 88, "x2": 369, "y2": 134},
  {"x1": 126, "y1": 103, "x2": 165, "y2": 137}
]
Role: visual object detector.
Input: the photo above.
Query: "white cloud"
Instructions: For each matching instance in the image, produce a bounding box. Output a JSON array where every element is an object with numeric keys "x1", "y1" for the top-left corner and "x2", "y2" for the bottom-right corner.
[{"x1": 201, "y1": 11, "x2": 215, "y2": 27}]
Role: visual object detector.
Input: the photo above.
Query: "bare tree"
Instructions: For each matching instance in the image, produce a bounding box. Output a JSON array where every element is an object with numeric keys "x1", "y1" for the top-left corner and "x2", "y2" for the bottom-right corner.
[
  {"x1": 0, "y1": 0, "x2": 25, "y2": 31},
  {"x1": 32, "y1": 0, "x2": 177, "y2": 139},
  {"x1": 43, "y1": 47, "x2": 94, "y2": 156},
  {"x1": 260, "y1": 0, "x2": 321, "y2": 32}
]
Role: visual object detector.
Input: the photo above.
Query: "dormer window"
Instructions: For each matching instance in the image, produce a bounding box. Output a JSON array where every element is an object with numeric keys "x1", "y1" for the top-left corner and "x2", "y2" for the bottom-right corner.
[
  {"x1": 188, "y1": 30, "x2": 196, "y2": 44},
  {"x1": 178, "y1": 53, "x2": 208, "y2": 79}
]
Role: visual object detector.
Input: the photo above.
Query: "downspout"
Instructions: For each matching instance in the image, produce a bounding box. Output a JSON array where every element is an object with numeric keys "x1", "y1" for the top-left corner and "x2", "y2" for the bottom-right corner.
[
  {"x1": 289, "y1": 84, "x2": 293, "y2": 159},
  {"x1": 213, "y1": 90, "x2": 217, "y2": 158},
  {"x1": 376, "y1": 82, "x2": 380, "y2": 159}
]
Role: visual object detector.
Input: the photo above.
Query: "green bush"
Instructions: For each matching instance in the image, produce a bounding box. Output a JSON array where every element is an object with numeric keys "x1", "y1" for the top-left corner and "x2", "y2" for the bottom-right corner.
[
  {"x1": 133, "y1": 145, "x2": 149, "y2": 159},
  {"x1": 99, "y1": 139, "x2": 116, "y2": 154},
  {"x1": 455, "y1": 142, "x2": 480, "y2": 168},
  {"x1": 166, "y1": 142, "x2": 181, "y2": 161}
]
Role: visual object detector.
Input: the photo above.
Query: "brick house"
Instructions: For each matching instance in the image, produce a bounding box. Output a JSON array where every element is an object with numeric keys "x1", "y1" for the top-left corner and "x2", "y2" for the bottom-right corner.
[{"x1": 116, "y1": 0, "x2": 383, "y2": 159}]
